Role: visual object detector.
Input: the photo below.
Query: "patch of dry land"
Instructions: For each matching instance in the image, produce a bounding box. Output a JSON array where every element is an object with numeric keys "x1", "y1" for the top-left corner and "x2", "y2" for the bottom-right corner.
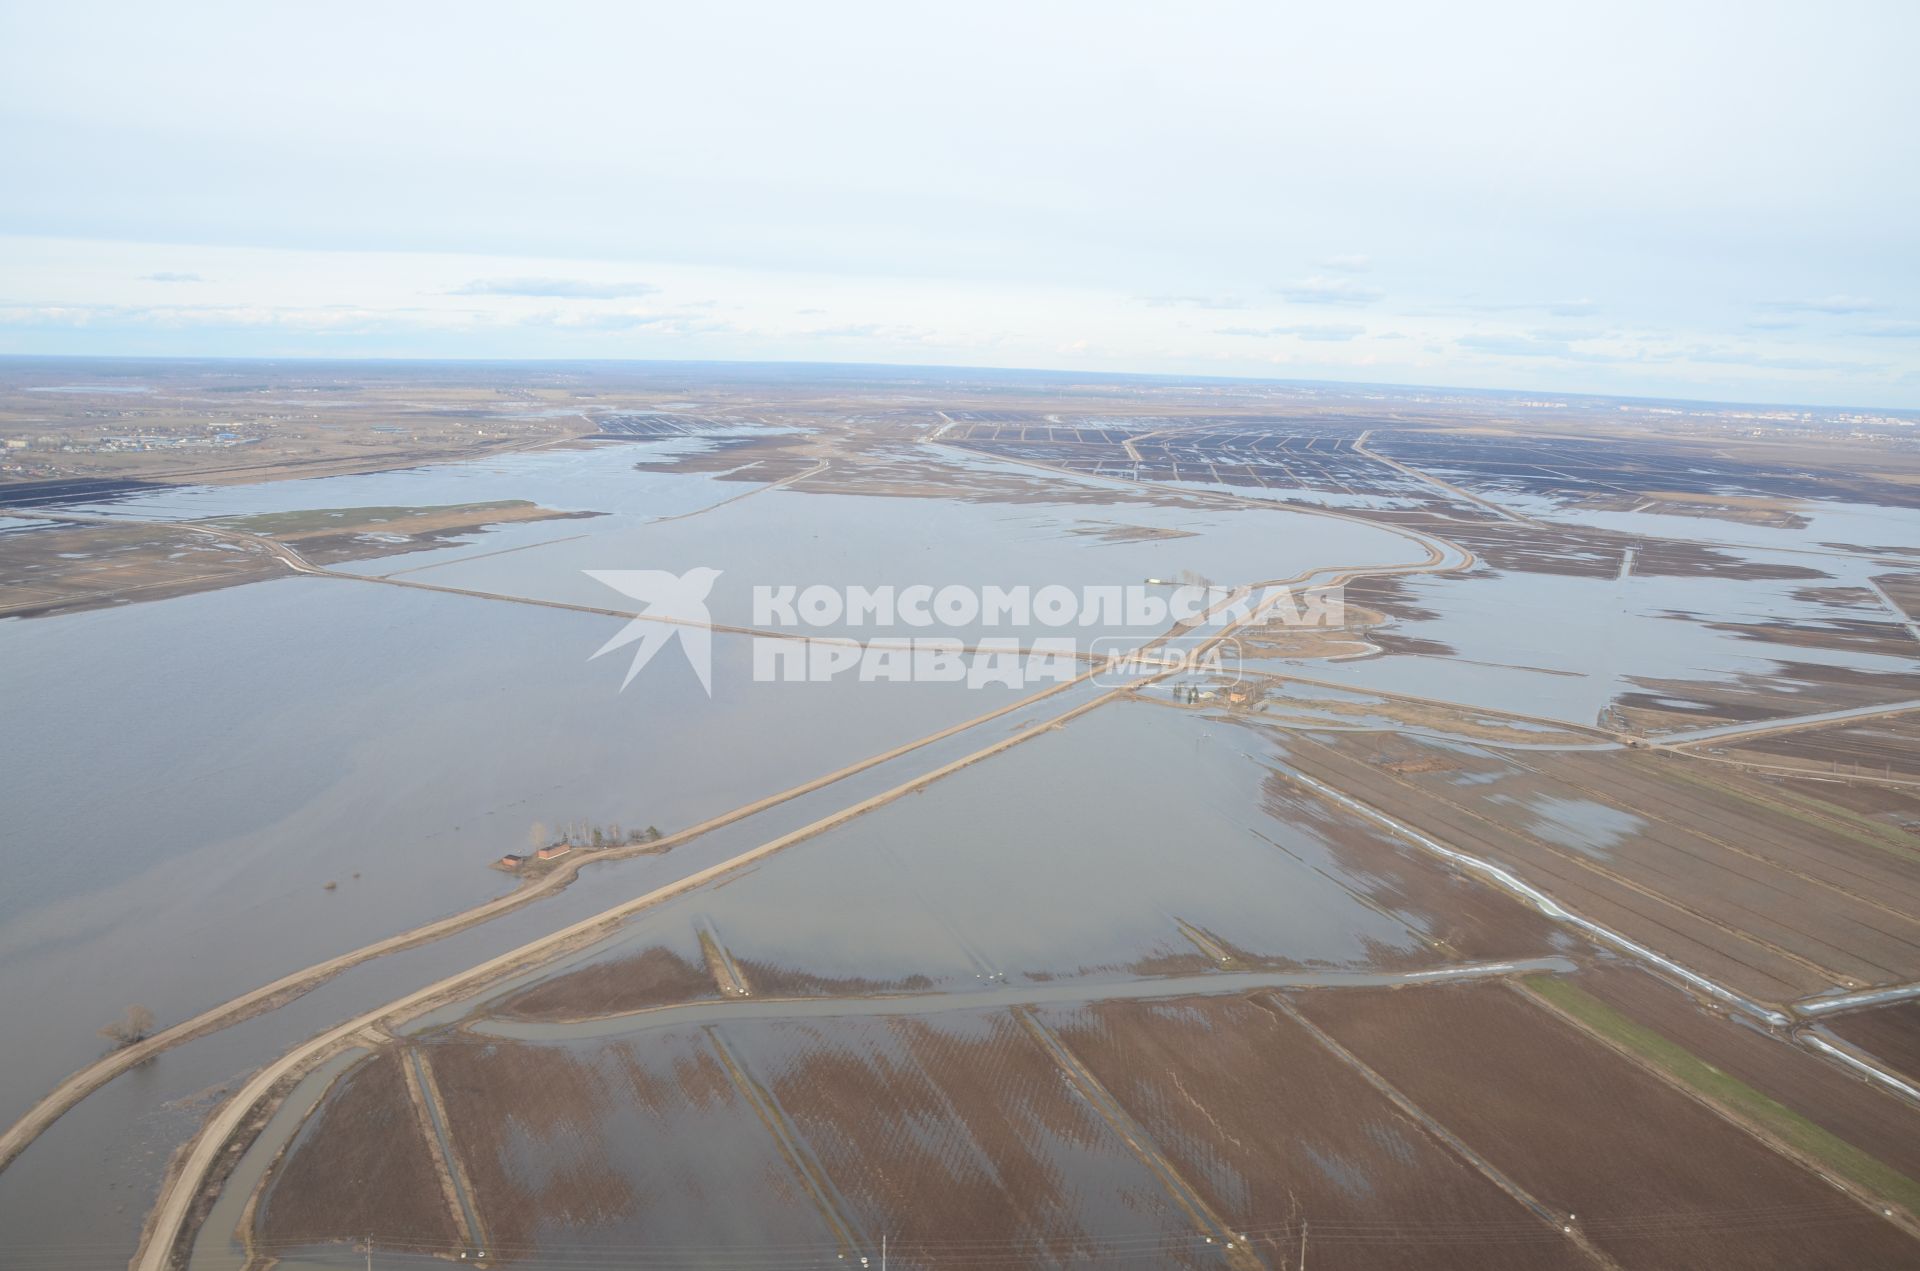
[{"x1": 0, "y1": 501, "x2": 590, "y2": 617}]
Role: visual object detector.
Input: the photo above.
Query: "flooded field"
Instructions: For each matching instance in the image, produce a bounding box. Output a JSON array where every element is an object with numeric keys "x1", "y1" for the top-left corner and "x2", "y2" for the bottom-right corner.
[
  {"x1": 1264, "y1": 729, "x2": 1920, "y2": 1004},
  {"x1": 6, "y1": 368, "x2": 1920, "y2": 1271}
]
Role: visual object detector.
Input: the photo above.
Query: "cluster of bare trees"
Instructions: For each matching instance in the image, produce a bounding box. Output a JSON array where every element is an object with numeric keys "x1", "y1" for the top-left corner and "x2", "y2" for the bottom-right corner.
[
  {"x1": 99, "y1": 1004, "x2": 154, "y2": 1049},
  {"x1": 527, "y1": 819, "x2": 662, "y2": 851}
]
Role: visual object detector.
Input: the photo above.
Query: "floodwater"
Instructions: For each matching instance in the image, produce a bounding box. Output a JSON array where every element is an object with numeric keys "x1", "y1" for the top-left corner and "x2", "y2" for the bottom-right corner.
[
  {"x1": 458, "y1": 702, "x2": 1440, "y2": 1018},
  {"x1": 0, "y1": 435, "x2": 1435, "y2": 1269},
  {"x1": 1289, "y1": 556, "x2": 1920, "y2": 725},
  {"x1": 0, "y1": 578, "x2": 1058, "y2": 1126},
  {"x1": 470, "y1": 958, "x2": 1574, "y2": 1043}
]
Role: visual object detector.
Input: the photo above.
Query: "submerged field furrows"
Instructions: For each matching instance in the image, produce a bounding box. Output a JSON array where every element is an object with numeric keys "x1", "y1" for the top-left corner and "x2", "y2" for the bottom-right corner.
[
  {"x1": 1406, "y1": 745, "x2": 1920, "y2": 986},
  {"x1": 1617, "y1": 661, "x2": 1920, "y2": 735},
  {"x1": 1269, "y1": 730, "x2": 1918, "y2": 1001},
  {"x1": 1521, "y1": 751, "x2": 1920, "y2": 908},
  {"x1": 419, "y1": 1030, "x2": 845, "y2": 1263},
  {"x1": 1294, "y1": 983, "x2": 1920, "y2": 1270},
  {"x1": 1267, "y1": 734, "x2": 1830, "y2": 1002},
  {"x1": 1036, "y1": 995, "x2": 1598, "y2": 1271},
  {"x1": 1570, "y1": 966, "x2": 1920, "y2": 1187},
  {"x1": 1253, "y1": 768, "x2": 1565, "y2": 965},
  {"x1": 1827, "y1": 1003, "x2": 1920, "y2": 1087},
  {"x1": 729, "y1": 1010, "x2": 1220, "y2": 1267},
  {"x1": 254, "y1": 1049, "x2": 461, "y2": 1259}
]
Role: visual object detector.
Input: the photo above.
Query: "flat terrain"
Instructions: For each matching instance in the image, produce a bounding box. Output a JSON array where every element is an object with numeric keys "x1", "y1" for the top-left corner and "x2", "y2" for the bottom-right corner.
[
  {"x1": 6, "y1": 361, "x2": 1920, "y2": 1271},
  {"x1": 1268, "y1": 730, "x2": 1920, "y2": 1005},
  {"x1": 1293, "y1": 982, "x2": 1920, "y2": 1269},
  {"x1": 1828, "y1": 1003, "x2": 1920, "y2": 1087}
]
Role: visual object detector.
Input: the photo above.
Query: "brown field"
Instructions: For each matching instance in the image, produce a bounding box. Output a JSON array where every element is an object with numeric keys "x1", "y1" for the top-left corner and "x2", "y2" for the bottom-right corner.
[
  {"x1": 739, "y1": 1010, "x2": 1213, "y2": 1265},
  {"x1": 1615, "y1": 661, "x2": 1920, "y2": 734},
  {"x1": 0, "y1": 521, "x2": 282, "y2": 618},
  {"x1": 0, "y1": 373, "x2": 599, "y2": 486},
  {"x1": 210, "y1": 500, "x2": 592, "y2": 566},
  {"x1": 1572, "y1": 965, "x2": 1920, "y2": 1182},
  {"x1": 1875, "y1": 574, "x2": 1920, "y2": 623},
  {"x1": 1722, "y1": 714, "x2": 1920, "y2": 782},
  {"x1": 1271, "y1": 731, "x2": 1920, "y2": 1004},
  {"x1": 1040, "y1": 994, "x2": 1595, "y2": 1269},
  {"x1": 729, "y1": 959, "x2": 937, "y2": 998},
  {"x1": 1254, "y1": 765, "x2": 1565, "y2": 965},
  {"x1": 492, "y1": 945, "x2": 720, "y2": 1021},
  {"x1": 1293, "y1": 982, "x2": 1920, "y2": 1269},
  {"x1": 0, "y1": 501, "x2": 587, "y2": 618},
  {"x1": 423, "y1": 1029, "x2": 844, "y2": 1261},
  {"x1": 1827, "y1": 1003, "x2": 1920, "y2": 1086},
  {"x1": 255, "y1": 1049, "x2": 460, "y2": 1257}
]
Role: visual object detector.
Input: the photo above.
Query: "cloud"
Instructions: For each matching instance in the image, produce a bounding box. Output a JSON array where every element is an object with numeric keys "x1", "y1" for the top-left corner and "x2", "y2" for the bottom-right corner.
[
  {"x1": 799, "y1": 321, "x2": 940, "y2": 343},
  {"x1": 1142, "y1": 294, "x2": 1247, "y2": 310},
  {"x1": 1274, "y1": 276, "x2": 1384, "y2": 305},
  {"x1": 1215, "y1": 323, "x2": 1365, "y2": 342},
  {"x1": 1456, "y1": 332, "x2": 1631, "y2": 363},
  {"x1": 0, "y1": 301, "x2": 424, "y2": 332},
  {"x1": 1856, "y1": 320, "x2": 1920, "y2": 338},
  {"x1": 1461, "y1": 298, "x2": 1600, "y2": 317},
  {"x1": 1684, "y1": 343, "x2": 1883, "y2": 372},
  {"x1": 140, "y1": 272, "x2": 203, "y2": 283},
  {"x1": 1758, "y1": 294, "x2": 1886, "y2": 315},
  {"x1": 522, "y1": 308, "x2": 715, "y2": 334},
  {"x1": 452, "y1": 277, "x2": 660, "y2": 299},
  {"x1": 1318, "y1": 254, "x2": 1371, "y2": 273},
  {"x1": 1458, "y1": 333, "x2": 1574, "y2": 358}
]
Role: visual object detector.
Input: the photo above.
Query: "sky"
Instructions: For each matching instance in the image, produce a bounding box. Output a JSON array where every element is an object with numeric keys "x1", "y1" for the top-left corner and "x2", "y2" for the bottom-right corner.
[{"x1": 1, "y1": 1, "x2": 1917, "y2": 407}]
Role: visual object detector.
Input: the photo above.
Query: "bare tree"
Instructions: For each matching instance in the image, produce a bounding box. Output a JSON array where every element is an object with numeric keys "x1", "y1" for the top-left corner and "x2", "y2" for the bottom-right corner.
[
  {"x1": 100, "y1": 1004, "x2": 155, "y2": 1049},
  {"x1": 528, "y1": 821, "x2": 548, "y2": 850}
]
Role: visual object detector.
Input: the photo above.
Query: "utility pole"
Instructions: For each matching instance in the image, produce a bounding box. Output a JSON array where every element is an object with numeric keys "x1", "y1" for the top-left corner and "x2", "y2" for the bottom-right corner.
[
  {"x1": 1298, "y1": 1221, "x2": 1307, "y2": 1271},
  {"x1": 364, "y1": 1232, "x2": 372, "y2": 1271},
  {"x1": 882, "y1": 1233, "x2": 887, "y2": 1271}
]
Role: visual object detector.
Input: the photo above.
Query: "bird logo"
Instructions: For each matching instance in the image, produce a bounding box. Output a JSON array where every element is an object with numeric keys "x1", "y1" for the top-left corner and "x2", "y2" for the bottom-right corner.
[{"x1": 584, "y1": 567, "x2": 723, "y2": 693}]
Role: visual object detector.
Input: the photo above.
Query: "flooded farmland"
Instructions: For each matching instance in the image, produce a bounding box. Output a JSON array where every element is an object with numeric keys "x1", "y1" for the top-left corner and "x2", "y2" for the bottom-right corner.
[{"x1": 5, "y1": 366, "x2": 1920, "y2": 1271}]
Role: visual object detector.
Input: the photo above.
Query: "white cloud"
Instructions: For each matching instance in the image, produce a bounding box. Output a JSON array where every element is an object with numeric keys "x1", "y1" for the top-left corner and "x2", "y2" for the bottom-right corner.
[
  {"x1": 1274, "y1": 276, "x2": 1385, "y2": 305},
  {"x1": 1215, "y1": 323, "x2": 1365, "y2": 342},
  {"x1": 452, "y1": 277, "x2": 660, "y2": 299},
  {"x1": 1141, "y1": 294, "x2": 1248, "y2": 310},
  {"x1": 1758, "y1": 294, "x2": 1886, "y2": 315}
]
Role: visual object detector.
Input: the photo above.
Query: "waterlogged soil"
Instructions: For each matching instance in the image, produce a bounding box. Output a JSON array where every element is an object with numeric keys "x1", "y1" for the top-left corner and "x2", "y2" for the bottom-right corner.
[
  {"x1": 492, "y1": 945, "x2": 720, "y2": 1022},
  {"x1": 424, "y1": 1029, "x2": 842, "y2": 1261},
  {"x1": 1294, "y1": 982, "x2": 1920, "y2": 1270},
  {"x1": 737, "y1": 1009, "x2": 1211, "y2": 1265},
  {"x1": 256, "y1": 1049, "x2": 460, "y2": 1257},
  {"x1": 1268, "y1": 730, "x2": 1920, "y2": 1003},
  {"x1": 1039, "y1": 994, "x2": 1594, "y2": 1270}
]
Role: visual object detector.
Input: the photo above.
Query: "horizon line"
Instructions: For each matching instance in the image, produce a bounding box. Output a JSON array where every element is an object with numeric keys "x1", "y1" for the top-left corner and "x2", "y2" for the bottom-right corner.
[{"x1": 2, "y1": 351, "x2": 1914, "y2": 419}]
